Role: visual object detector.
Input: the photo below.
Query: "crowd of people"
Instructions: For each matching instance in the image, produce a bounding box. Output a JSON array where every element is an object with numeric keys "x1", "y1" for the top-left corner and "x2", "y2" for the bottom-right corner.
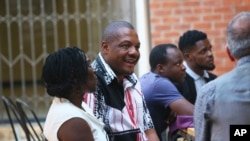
[{"x1": 41, "y1": 11, "x2": 250, "y2": 141}]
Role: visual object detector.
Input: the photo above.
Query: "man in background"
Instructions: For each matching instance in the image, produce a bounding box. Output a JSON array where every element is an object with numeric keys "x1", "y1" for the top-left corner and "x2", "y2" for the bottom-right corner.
[
  {"x1": 140, "y1": 44, "x2": 194, "y2": 141},
  {"x1": 194, "y1": 11, "x2": 250, "y2": 141},
  {"x1": 176, "y1": 30, "x2": 217, "y2": 104}
]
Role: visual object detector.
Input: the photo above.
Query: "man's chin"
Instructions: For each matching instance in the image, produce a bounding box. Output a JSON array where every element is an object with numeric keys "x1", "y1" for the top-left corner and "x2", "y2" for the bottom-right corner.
[
  {"x1": 126, "y1": 72, "x2": 134, "y2": 75},
  {"x1": 205, "y1": 65, "x2": 216, "y2": 71},
  {"x1": 124, "y1": 70, "x2": 134, "y2": 75}
]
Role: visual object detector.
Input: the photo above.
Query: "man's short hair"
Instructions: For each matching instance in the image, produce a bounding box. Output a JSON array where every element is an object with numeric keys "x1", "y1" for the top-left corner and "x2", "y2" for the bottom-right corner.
[{"x1": 178, "y1": 30, "x2": 207, "y2": 52}]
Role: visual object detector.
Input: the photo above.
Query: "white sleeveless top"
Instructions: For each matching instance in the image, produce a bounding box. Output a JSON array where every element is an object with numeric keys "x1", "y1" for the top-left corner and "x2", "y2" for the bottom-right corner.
[{"x1": 43, "y1": 97, "x2": 108, "y2": 141}]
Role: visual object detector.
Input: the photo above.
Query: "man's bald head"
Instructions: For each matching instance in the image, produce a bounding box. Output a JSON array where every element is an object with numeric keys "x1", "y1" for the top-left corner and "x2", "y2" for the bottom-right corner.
[
  {"x1": 101, "y1": 21, "x2": 135, "y2": 43},
  {"x1": 227, "y1": 12, "x2": 250, "y2": 59}
]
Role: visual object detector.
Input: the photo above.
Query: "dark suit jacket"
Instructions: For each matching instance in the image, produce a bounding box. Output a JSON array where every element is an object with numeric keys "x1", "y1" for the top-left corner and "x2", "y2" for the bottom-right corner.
[{"x1": 175, "y1": 72, "x2": 217, "y2": 104}]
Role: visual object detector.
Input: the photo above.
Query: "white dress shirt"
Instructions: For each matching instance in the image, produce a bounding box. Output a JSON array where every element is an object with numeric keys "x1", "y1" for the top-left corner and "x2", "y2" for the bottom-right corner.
[{"x1": 184, "y1": 62, "x2": 209, "y2": 93}]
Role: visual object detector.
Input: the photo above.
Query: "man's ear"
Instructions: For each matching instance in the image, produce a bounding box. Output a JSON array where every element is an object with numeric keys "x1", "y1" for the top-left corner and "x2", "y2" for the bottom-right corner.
[
  {"x1": 101, "y1": 41, "x2": 109, "y2": 54},
  {"x1": 155, "y1": 64, "x2": 165, "y2": 73},
  {"x1": 183, "y1": 52, "x2": 190, "y2": 60},
  {"x1": 226, "y1": 45, "x2": 235, "y2": 62}
]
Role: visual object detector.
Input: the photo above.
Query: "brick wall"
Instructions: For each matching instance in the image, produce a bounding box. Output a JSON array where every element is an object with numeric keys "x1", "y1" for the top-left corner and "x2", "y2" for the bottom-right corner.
[{"x1": 149, "y1": 0, "x2": 250, "y2": 76}]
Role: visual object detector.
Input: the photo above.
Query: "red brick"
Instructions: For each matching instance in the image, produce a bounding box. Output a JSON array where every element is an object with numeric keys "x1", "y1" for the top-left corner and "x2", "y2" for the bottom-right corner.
[
  {"x1": 150, "y1": 17, "x2": 161, "y2": 24},
  {"x1": 214, "y1": 21, "x2": 229, "y2": 29},
  {"x1": 174, "y1": 8, "x2": 193, "y2": 15},
  {"x1": 163, "y1": 31, "x2": 180, "y2": 38},
  {"x1": 202, "y1": 14, "x2": 222, "y2": 21},
  {"x1": 202, "y1": 0, "x2": 222, "y2": 6},
  {"x1": 214, "y1": 6, "x2": 232, "y2": 13},
  {"x1": 154, "y1": 40, "x2": 167, "y2": 46},
  {"x1": 149, "y1": 2, "x2": 161, "y2": 9},
  {"x1": 213, "y1": 37, "x2": 227, "y2": 46},
  {"x1": 193, "y1": 7, "x2": 213, "y2": 13},
  {"x1": 155, "y1": 25, "x2": 172, "y2": 31},
  {"x1": 162, "y1": 17, "x2": 180, "y2": 23},
  {"x1": 153, "y1": 10, "x2": 172, "y2": 17},
  {"x1": 149, "y1": 0, "x2": 249, "y2": 75},
  {"x1": 183, "y1": 16, "x2": 200, "y2": 22},
  {"x1": 222, "y1": 0, "x2": 243, "y2": 5},
  {"x1": 182, "y1": 1, "x2": 200, "y2": 7},
  {"x1": 194, "y1": 22, "x2": 212, "y2": 29},
  {"x1": 162, "y1": 1, "x2": 179, "y2": 7},
  {"x1": 235, "y1": 5, "x2": 250, "y2": 11},
  {"x1": 173, "y1": 24, "x2": 191, "y2": 32},
  {"x1": 223, "y1": 13, "x2": 236, "y2": 21}
]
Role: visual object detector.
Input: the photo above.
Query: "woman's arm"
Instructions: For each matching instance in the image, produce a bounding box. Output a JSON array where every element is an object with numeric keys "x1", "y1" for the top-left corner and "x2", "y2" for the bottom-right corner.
[{"x1": 57, "y1": 117, "x2": 94, "y2": 141}]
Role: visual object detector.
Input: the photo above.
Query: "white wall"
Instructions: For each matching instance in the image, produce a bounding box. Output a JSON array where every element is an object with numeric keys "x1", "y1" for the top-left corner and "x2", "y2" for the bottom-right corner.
[{"x1": 135, "y1": 0, "x2": 151, "y2": 77}]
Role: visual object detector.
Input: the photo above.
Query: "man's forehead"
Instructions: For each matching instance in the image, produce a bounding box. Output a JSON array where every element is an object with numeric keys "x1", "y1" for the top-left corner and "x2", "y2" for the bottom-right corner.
[
  {"x1": 115, "y1": 29, "x2": 139, "y2": 41},
  {"x1": 195, "y1": 39, "x2": 211, "y2": 49}
]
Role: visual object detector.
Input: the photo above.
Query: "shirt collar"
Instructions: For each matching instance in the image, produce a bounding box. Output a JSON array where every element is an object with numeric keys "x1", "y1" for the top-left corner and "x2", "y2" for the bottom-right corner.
[
  {"x1": 98, "y1": 53, "x2": 117, "y2": 80},
  {"x1": 184, "y1": 61, "x2": 209, "y2": 80},
  {"x1": 237, "y1": 55, "x2": 250, "y2": 66}
]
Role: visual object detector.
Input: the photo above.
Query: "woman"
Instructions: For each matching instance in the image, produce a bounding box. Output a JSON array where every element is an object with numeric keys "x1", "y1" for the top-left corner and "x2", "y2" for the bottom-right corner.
[{"x1": 41, "y1": 47, "x2": 108, "y2": 141}]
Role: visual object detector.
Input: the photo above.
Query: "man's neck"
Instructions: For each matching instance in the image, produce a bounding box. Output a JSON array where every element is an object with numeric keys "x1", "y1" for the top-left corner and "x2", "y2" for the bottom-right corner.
[{"x1": 185, "y1": 62, "x2": 204, "y2": 76}]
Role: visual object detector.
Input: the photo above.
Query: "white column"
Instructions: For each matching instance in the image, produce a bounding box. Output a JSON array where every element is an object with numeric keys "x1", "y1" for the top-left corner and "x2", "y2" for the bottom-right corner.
[{"x1": 135, "y1": 0, "x2": 151, "y2": 77}]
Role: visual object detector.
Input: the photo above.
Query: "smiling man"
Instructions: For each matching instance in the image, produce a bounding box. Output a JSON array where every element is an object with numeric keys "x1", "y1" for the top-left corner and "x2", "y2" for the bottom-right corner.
[
  {"x1": 84, "y1": 21, "x2": 159, "y2": 141},
  {"x1": 176, "y1": 30, "x2": 217, "y2": 105}
]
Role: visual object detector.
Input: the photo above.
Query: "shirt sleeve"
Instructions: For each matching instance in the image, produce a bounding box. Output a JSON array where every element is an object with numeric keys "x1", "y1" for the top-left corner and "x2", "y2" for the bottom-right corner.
[
  {"x1": 142, "y1": 96, "x2": 155, "y2": 130},
  {"x1": 136, "y1": 77, "x2": 155, "y2": 131},
  {"x1": 83, "y1": 91, "x2": 106, "y2": 119},
  {"x1": 194, "y1": 82, "x2": 216, "y2": 141},
  {"x1": 154, "y1": 78, "x2": 184, "y2": 108}
]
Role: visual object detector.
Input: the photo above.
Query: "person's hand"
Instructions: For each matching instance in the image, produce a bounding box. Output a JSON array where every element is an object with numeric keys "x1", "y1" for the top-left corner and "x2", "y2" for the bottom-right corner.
[{"x1": 165, "y1": 111, "x2": 177, "y2": 125}]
